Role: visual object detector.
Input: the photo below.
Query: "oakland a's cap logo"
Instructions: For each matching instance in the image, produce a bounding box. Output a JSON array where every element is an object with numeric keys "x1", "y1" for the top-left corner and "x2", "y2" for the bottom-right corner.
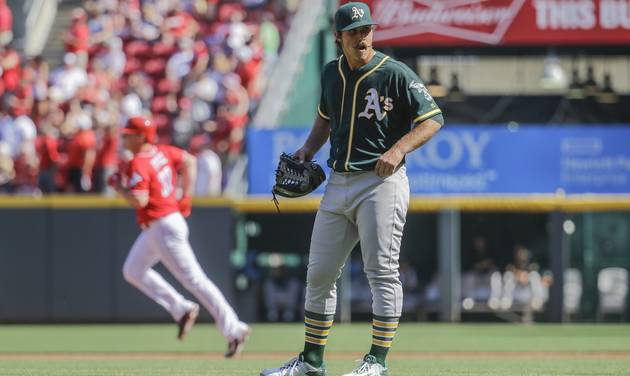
[
  {"x1": 351, "y1": 6, "x2": 364, "y2": 20},
  {"x1": 335, "y1": 2, "x2": 377, "y2": 32}
]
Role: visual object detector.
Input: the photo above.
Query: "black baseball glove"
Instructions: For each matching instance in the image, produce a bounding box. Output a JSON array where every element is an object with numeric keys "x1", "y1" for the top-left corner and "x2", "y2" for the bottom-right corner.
[{"x1": 272, "y1": 153, "x2": 326, "y2": 211}]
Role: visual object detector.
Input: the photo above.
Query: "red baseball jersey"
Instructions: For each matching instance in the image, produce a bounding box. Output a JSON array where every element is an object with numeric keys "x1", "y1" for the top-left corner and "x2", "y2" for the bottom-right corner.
[{"x1": 126, "y1": 144, "x2": 184, "y2": 226}]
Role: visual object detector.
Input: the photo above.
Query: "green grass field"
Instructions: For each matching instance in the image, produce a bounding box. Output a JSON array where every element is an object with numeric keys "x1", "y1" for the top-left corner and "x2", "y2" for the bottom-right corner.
[{"x1": 1, "y1": 323, "x2": 630, "y2": 375}]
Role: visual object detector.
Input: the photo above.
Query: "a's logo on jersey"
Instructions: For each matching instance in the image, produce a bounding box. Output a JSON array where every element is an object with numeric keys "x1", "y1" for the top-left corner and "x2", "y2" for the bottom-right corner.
[
  {"x1": 129, "y1": 172, "x2": 143, "y2": 188},
  {"x1": 410, "y1": 80, "x2": 434, "y2": 102},
  {"x1": 358, "y1": 88, "x2": 393, "y2": 121},
  {"x1": 351, "y1": 6, "x2": 364, "y2": 20}
]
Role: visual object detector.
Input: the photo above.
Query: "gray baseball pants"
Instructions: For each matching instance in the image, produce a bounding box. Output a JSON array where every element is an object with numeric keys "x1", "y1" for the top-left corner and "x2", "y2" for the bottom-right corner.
[{"x1": 305, "y1": 166, "x2": 410, "y2": 317}]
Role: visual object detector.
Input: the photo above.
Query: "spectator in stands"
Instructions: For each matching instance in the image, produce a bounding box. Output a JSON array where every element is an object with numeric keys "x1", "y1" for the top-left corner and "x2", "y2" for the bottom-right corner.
[
  {"x1": 65, "y1": 111, "x2": 96, "y2": 193},
  {"x1": 1, "y1": 43, "x2": 21, "y2": 95},
  {"x1": 13, "y1": 73, "x2": 35, "y2": 119},
  {"x1": 188, "y1": 36, "x2": 211, "y2": 83},
  {"x1": 64, "y1": 8, "x2": 90, "y2": 67},
  {"x1": 500, "y1": 244, "x2": 547, "y2": 310},
  {"x1": 93, "y1": 37, "x2": 126, "y2": 80},
  {"x1": 36, "y1": 122, "x2": 60, "y2": 193},
  {"x1": 0, "y1": 0, "x2": 12, "y2": 47},
  {"x1": 0, "y1": 103, "x2": 36, "y2": 159},
  {"x1": 92, "y1": 108, "x2": 118, "y2": 194},
  {"x1": 27, "y1": 57, "x2": 49, "y2": 114},
  {"x1": 0, "y1": 0, "x2": 299, "y2": 194},
  {"x1": 85, "y1": 0, "x2": 115, "y2": 47},
  {"x1": 263, "y1": 265, "x2": 302, "y2": 322},
  {"x1": 166, "y1": 37, "x2": 197, "y2": 84},
  {"x1": 0, "y1": 103, "x2": 38, "y2": 196},
  {"x1": 399, "y1": 259, "x2": 421, "y2": 312},
  {"x1": 0, "y1": 140, "x2": 14, "y2": 191},
  {"x1": 258, "y1": 11, "x2": 281, "y2": 61},
  {"x1": 51, "y1": 53, "x2": 88, "y2": 102},
  {"x1": 190, "y1": 133, "x2": 222, "y2": 196},
  {"x1": 124, "y1": 72, "x2": 153, "y2": 113},
  {"x1": 163, "y1": 3, "x2": 198, "y2": 40},
  {"x1": 461, "y1": 235, "x2": 500, "y2": 306},
  {"x1": 12, "y1": 137, "x2": 40, "y2": 196}
]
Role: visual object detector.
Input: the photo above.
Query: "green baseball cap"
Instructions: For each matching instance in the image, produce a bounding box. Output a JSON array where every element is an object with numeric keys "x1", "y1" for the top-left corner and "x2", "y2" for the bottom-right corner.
[{"x1": 335, "y1": 2, "x2": 377, "y2": 32}]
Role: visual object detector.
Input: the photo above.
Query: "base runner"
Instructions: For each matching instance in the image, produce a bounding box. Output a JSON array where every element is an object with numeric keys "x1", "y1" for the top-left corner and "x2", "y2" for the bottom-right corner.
[{"x1": 109, "y1": 116, "x2": 250, "y2": 357}]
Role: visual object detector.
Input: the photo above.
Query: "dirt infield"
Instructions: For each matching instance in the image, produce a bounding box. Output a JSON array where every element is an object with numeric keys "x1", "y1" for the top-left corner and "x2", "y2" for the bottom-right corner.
[{"x1": 2, "y1": 352, "x2": 630, "y2": 361}]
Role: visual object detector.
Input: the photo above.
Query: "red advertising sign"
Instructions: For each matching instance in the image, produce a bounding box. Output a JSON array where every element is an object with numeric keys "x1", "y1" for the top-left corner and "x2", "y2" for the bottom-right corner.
[{"x1": 343, "y1": 0, "x2": 630, "y2": 47}]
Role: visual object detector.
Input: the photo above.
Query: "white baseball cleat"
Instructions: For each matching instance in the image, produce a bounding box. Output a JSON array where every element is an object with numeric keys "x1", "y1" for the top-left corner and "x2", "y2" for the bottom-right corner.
[
  {"x1": 260, "y1": 353, "x2": 326, "y2": 376},
  {"x1": 341, "y1": 354, "x2": 388, "y2": 376},
  {"x1": 177, "y1": 304, "x2": 199, "y2": 340}
]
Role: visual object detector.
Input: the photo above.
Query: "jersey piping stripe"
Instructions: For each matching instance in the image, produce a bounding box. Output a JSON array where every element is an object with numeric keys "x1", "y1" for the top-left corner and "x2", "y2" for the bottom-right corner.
[
  {"x1": 318, "y1": 105, "x2": 330, "y2": 120},
  {"x1": 350, "y1": 156, "x2": 380, "y2": 166},
  {"x1": 375, "y1": 123, "x2": 387, "y2": 138},
  {"x1": 413, "y1": 109, "x2": 442, "y2": 124},
  {"x1": 355, "y1": 147, "x2": 382, "y2": 157},
  {"x1": 337, "y1": 56, "x2": 347, "y2": 134},
  {"x1": 364, "y1": 137, "x2": 378, "y2": 149},
  {"x1": 344, "y1": 55, "x2": 390, "y2": 171}
]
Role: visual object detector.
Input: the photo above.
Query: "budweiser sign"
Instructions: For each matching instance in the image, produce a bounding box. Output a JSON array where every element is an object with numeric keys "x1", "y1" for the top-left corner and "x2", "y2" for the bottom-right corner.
[
  {"x1": 372, "y1": 0, "x2": 526, "y2": 45},
  {"x1": 349, "y1": 0, "x2": 630, "y2": 47}
]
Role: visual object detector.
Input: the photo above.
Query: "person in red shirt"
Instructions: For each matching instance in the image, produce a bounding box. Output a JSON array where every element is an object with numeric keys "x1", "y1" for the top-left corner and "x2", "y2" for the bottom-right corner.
[
  {"x1": 1, "y1": 43, "x2": 21, "y2": 93},
  {"x1": 0, "y1": 0, "x2": 12, "y2": 47},
  {"x1": 93, "y1": 120, "x2": 118, "y2": 194},
  {"x1": 66, "y1": 112, "x2": 96, "y2": 193},
  {"x1": 12, "y1": 142, "x2": 39, "y2": 194},
  {"x1": 64, "y1": 8, "x2": 89, "y2": 66},
  {"x1": 108, "y1": 116, "x2": 250, "y2": 356},
  {"x1": 36, "y1": 123, "x2": 60, "y2": 193}
]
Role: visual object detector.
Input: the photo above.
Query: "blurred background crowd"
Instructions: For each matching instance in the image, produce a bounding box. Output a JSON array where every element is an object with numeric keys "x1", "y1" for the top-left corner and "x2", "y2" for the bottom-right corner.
[{"x1": 0, "y1": 0, "x2": 297, "y2": 195}]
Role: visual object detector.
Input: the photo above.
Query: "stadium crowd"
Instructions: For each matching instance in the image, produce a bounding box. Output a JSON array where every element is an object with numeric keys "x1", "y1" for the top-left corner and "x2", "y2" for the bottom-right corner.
[{"x1": 0, "y1": 0, "x2": 298, "y2": 195}]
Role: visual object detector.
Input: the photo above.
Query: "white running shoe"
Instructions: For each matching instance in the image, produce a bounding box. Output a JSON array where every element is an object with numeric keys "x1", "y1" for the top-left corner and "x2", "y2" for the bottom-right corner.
[
  {"x1": 341, "y1": 354, "x2": 388, "y2": 376},
  {"x1": 260, "y1": 353, "x2": 326, "y2": 376}
]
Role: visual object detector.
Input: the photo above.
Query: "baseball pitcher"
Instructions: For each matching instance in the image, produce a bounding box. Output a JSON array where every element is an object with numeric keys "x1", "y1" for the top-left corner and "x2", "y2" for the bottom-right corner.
[{"x1": 261, "y1": 2, "x2": 443, "y2": 376}]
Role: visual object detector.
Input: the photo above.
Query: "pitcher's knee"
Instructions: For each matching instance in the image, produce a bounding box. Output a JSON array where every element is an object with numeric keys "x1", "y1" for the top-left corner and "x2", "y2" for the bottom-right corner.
[
  {"x1": 307, "y1": 265, "x2": 340, "y2": 290},
  {"x1": 364, "y1": 269, "x2": 400, "y2": 285}
]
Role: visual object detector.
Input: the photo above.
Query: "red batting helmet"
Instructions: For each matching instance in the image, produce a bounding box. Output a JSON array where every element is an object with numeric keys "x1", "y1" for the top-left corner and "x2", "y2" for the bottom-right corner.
[{"x1": 122, "y1": 116, "x2": 156, "y2": 143}]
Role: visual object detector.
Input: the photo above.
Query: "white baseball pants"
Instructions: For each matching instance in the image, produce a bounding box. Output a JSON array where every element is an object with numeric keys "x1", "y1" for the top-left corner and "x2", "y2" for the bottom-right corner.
[{"x1": 122, "y1": 212, "x2": 247, "y2": 341}]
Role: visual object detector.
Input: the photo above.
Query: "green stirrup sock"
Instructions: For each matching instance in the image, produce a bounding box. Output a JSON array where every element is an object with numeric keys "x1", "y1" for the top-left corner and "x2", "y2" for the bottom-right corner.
[
  {"x1": 369, "y1": 315, "x2": 400, "y2": 367},
  {"x1": 302, "y1": 311, "x2": 334, "y2": 367}
]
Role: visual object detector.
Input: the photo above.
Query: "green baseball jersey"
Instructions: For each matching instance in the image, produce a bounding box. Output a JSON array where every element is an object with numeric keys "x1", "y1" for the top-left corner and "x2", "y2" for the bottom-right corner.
[{"x1": 318, "y1": 51, "x2": 442, "y2": 172}]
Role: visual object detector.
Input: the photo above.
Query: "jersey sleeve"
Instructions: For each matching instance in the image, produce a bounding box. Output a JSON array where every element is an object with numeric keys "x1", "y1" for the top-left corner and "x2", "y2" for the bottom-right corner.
[
  {"x1": 401, "y1": 68, "x2": 442, "y2": 127},
  {"x1": 126, "y1": 160, "x2": 150, "y2": 192},
  {"x1": 317, "y1": 67, "x2": 331, "y2": 121}
]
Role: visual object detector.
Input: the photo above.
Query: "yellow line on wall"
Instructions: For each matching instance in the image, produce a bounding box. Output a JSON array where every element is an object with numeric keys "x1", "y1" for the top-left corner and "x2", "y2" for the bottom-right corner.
[{"x1": 0, "y1": 195, "x2": 630, "y2": 212}]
